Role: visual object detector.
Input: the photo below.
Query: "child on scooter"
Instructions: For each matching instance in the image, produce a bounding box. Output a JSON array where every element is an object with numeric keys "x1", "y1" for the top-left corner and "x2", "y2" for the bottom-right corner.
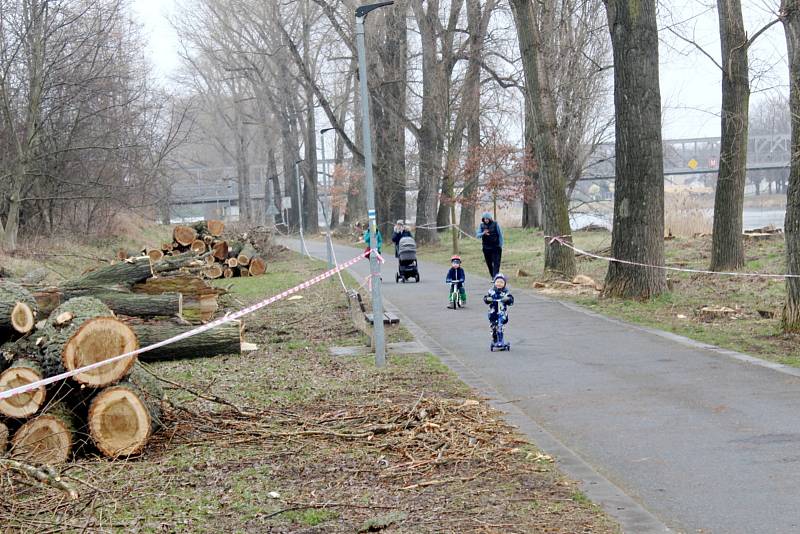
[
  {"x1": 483, "y1": 273, "x2": 514, "y2": 349},
  {"x1": 445, "y1": 255, "x2": 467, "y2": 308}
]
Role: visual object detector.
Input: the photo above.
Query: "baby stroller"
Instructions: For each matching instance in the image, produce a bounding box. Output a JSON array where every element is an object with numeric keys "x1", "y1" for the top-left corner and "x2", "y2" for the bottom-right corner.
[{"x1": 395, "y1": 236, "x2": 420, "y2": 283}]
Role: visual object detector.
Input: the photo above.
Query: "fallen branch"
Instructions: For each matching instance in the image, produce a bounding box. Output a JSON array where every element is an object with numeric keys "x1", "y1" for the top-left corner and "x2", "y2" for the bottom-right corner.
[{"x1": 0, "y1": 458, "x2": 79, "y2": 500}]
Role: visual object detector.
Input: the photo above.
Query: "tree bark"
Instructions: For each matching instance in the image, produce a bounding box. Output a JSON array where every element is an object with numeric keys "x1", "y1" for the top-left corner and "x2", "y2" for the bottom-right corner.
[
  {"x1": 522, "y1": 96, "x2": 541, "y2": 229},
  {"x1": 509, "y1": 0, "x2": 576, "y2": 278},
  {"x1": 601, "y1": 0, "x2": 667, "y2": 299},
  {"x1": 131, "y1": 321, "x2": 242, "y2": 361},
  {"x1": 132, "y1": 275, "x2": 219, "y2": 324},
  {"x1": 33, "y1": 288, "x2": 182, "y2": 319},
  {"x1": 710, "y1": 0, "x2": 750, "y2": 270},
  {"x1": 781, "y1": 0, "x2": 800, "y2": 331},
  {"x1": 301, "y1": 9, "x2": 320, "y2": 233},
  {"x1": 60, "y1": 252, "x2": 204, "y2": 290},
  {"x1": 88, "y1": 366, "x2": 162, "y2": 458},
  {"x1": 0, "y1": 420, "x2": 7, "y2": 455}
]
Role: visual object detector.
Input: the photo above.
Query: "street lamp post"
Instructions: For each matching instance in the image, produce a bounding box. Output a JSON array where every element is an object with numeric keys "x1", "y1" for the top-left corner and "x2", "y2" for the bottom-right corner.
[
  {"x1": 320, "y1": 127, "x2": 335, "y2": 268},
  {"x1": 295, "y1": 159, "x2": 310, "y2": 257},
  {"x1": 356, "y1": 1, "x2": 393, "y2": 368}
]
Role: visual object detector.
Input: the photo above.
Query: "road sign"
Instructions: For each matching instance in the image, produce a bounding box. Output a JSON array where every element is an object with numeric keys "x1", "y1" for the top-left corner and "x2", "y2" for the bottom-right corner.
[{"x1": 687, "y1": 159, "x2": 698, "y2": 170}]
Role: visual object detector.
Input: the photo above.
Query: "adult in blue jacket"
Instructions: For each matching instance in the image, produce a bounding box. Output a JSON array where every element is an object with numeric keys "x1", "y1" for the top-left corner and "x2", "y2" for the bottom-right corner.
[{"x1": 476, "y1": 211, "x2": 503, "y2": 278}]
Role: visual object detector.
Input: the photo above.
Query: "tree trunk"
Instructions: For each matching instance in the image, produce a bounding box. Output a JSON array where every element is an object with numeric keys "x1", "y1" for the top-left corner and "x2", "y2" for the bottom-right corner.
[
  {"x1": 509, "y1": 0, "x2": 576, "y2": 278},
  {"x1": 0, "y1": 420, "x2": 8, "y2": 455},
  {"x1": 781, "y1": 0, "x2": 800, "y2": 331},
  {"x1": 301, "y1": 10, "x2": 319, "y2": 233},
  {"x1": 710, "y1": 0, "x2": 750, "y2": 270},
  {"x1": 0, "y1": 358, "x2": 46, "y2": 418},
  {"x1": 131, "y1": 321, "x2": 242, "y2": 361},
  {"x1": 522, "y1": 98, "x2": 541, "y2": 229},
  {"x1": 601, "y1": 0, "x2": 667, "y2": 299},
  {"x1": 173, "y1": 225, "x2": 197, "y2": 246},
  {"x1": 11, "y1": 402, "x2": 80, "y2": 464},
  {"x1": 267, "y1": 147, "x2": 283, "y2": 226},
  {"x1": 88, "y1": 366, "x2": 162, "y2": 458},
  {"x1": 0, "y1": 281, "x2": 38, "y2": 338},
  {"x1": 60, "y1": 252, "x2": 203, "y2": 290},
  {"x1": 38, "y1": 297, "x2": 138, "y2": 387},
  {"x1": 249, "y1": 257, "x2": 267, "y2": 276}
]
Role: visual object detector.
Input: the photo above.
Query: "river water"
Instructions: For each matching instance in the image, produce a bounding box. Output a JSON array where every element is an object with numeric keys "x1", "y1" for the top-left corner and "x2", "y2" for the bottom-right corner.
[{"x1": 570, "y1": 208, "x2": 787, "y2": 232}]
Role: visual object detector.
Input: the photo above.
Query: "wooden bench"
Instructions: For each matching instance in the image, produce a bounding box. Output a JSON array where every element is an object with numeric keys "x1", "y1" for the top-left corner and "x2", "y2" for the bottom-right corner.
[{"x1": 347, "y1": 290, "x2": 400, "y2": 348}]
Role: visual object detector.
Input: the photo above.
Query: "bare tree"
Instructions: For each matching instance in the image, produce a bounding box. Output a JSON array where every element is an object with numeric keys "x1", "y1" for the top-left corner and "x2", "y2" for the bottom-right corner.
[
  {"x1": 780, "y1": 0, "x2": 800, "y2": 331},
  {"x1": 602, "y1": 0, "x2": 667, "y2": 298}
]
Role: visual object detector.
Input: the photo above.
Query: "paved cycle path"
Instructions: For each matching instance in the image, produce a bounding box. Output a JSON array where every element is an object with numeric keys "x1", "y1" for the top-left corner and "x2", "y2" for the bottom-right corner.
[{"x1": 293, "y1": 238, "x2": 800, "y2": 533}]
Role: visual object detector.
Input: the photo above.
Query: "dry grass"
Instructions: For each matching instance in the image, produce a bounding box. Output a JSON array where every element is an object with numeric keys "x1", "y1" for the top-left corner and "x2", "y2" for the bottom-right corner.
[{"x1": 664, "y1": 192, "x2": 712, "y2": 237}]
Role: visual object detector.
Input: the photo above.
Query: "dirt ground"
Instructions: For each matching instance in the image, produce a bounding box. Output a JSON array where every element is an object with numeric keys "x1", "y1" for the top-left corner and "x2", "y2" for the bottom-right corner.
[{"x1": 1, "y1": 250, "x2": 617, "y2": 533}]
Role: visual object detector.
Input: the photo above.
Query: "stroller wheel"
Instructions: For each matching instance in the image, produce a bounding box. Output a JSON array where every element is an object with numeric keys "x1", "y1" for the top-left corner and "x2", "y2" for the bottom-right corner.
[
  {"x1": 395, "y1": 274, "x2": 399, "y2": 283},
  {"x1": 415, "y1": 274, "x2": 420, "y2": 283}
]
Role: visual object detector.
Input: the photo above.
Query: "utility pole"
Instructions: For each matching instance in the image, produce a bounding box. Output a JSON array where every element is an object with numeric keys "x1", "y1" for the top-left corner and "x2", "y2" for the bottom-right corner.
[{"x1": 356, "y1": 1, "x2": 393, "y2": 367}]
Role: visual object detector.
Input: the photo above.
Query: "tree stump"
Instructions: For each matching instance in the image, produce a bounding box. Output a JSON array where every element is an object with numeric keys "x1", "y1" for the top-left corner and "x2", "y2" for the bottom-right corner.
[
  {"x1": 11, "y1": 403, "x2": 79, "y2": 464},
  {"x1": 88, "y1": 367, "x2": 162, "y2": 457},
  {"x1": 0, "y1": 359, "x2": 46, "y2": 419},
  {"x1": 39, "y1": 297, "x2": 138, "y2": 387},
  {"x1": 0, "y1": 281, "x2": 37, "y2": 339}
]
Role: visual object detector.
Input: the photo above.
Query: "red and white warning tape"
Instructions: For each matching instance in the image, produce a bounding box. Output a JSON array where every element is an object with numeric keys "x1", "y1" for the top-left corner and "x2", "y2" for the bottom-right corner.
[
  {"x1": 547, "y1": 235, "x2": 800, "y2": 279},
  {"x1": 0, "y1": 250, "x2": 372, "y2": 402}
]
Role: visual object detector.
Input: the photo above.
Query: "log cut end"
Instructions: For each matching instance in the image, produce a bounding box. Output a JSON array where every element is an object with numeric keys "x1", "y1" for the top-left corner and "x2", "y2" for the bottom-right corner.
[
  {"x1": 248, "y1": 257, "x2": 267, "y2": 276},
  {"x1": 190, "y1": 240, "x2": 207, "y2": 254},
  {"x1": 63, "y1": 317, "x2": 138, "y2": 387},
  {"x1": 89, "y1": 386, "x2": 153, "y2": 457},
  {"x1": 0, "y1": 363, "x2": 46, "y2": 418},
  {"x1": 11, "y1": 414, "x2": 74, "y2": 464},
  {"x1": 207, "y1": 219, "x2": 225, "y2": 236},
  {"x1": 203, "y1": 265, "x2": 223, "y2": 279},
  {"x1": 173, "y1": 225, "x2": 197, "y2": 246},
  {"x1": 11, "y1": 302, "x2": 35, "y2": 334},
  {"x1": 0, "y1": 420, "x2": 7, "y2": 454},
  {"x1": 147, "y1": 249, "x2": 164, "y2": 262}
]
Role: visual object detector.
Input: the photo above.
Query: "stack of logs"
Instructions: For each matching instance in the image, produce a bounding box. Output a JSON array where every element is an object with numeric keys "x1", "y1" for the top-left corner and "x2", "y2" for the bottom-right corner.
[
  {"x1": 118, "y1": 220, "x2": 268, "y2": 280},
  {"x1": 0, "y1": 233, "x2": 253, "y2": 462}
]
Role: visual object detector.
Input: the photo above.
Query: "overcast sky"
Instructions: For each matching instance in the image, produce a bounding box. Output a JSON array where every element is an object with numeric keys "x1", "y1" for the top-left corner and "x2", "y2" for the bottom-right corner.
[{"x1": 131, "y1": 0, "x2": 789, "y2": 141}]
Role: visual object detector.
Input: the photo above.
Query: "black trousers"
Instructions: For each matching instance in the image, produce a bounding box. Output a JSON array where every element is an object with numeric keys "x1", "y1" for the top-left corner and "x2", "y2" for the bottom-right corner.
[{"x1": 483, "y1": 248, "x2": 502, "y2": 278}]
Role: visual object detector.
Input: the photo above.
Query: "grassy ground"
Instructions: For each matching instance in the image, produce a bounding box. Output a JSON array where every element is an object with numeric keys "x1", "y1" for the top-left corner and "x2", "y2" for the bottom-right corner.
[
  {"x1": 2, "y1": 246, "x2": 617, "y2": 533},
  {"x1": 412, "y1": 227, "x2": 800, "y2": 366}
]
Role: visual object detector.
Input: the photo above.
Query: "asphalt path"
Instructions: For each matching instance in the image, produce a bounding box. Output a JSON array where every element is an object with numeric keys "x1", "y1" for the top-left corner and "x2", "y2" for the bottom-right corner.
[{"x1": 290, "y1": 237, "x2": 800, "y2": 533}]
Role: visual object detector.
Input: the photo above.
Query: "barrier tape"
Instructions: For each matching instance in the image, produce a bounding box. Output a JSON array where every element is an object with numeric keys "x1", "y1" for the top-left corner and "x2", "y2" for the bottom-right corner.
[
  {"x1": 547, "y1": 235, "x2": 800, "y2": 279},
  {"x1": 0, "y1": 250, "x2": 372, "y2": 402}
]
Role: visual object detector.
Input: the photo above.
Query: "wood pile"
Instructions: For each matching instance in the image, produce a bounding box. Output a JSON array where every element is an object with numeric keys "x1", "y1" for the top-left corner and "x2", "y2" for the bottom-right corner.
[
  {"x1": 0, "y1": 220, "x2": 270, "y2": 464},
  {"x1": 115, "y1": 220, "x2": 268, "y2": 279}
]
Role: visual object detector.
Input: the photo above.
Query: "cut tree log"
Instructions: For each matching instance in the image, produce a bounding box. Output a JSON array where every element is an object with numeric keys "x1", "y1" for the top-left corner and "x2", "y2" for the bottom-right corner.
[
  {"x1": 147, "y1": 249, "x2": 164, "y2": 262},
  {"x1": 207, "y1": 219, "x2": 225, "y2": 236},
  {"x1": 11, "y1": 402, "x2": 80, "y2": 464},
  {"x1": 202, "y1": 235, "x2": 214, "y2": 245},
  {"x1": 204, "y1": 255, "x2": 216, "y2": 266},
  {"x1": 237, "y1": 244, "x2": 257, "y2": 266},
  {"x1": 33, "y1": 288, "x2": 183, "y2": 319},
  {"x1": 239, "y1": 267, "x2": 250, "y2": 277},
  {"x1": 131, "y1": 321, "x2": 242, "y2": 361},
  {"x1": 39, "y1": 297, "x2": 138, "y2": 387},
  {"x1": 173, "y1": 225, "x2": 197, "y2": 246},
  {"x1": 223, "y1": 268, "x2": 234, "y2": 278},
  {"x1": 161, "y1": 242, "x2": 174, "y2": 252},
  {"x1": 0, "y1": 359, "x2": 46, "y2": 419},
  {"x1": 248, "y1": 257, "x2": 267, "y2": 276},
  {"x1": 88, "y1": 367, "x2": 162, "y2": 457},
  {"x1": 0, "y1": 281, "x2": 37, "y2": 338},
  {"x1": 132, "y1": 275, "x2": 219, "y2": 323},
  {"x1": 203, "y1": 264, "x2": 223, "y2": 279},
  {"x1": 0, "y1": 419, "x2": 7, "y2": 454},
  {"x1": 226, "y1": 257, "x2": 239, "y2": 268},
  {"x1": 60, "y1": 252, "x2": 205, "y2": 290},
  {"x1": 190, "y1": 240, "x2": 206, "y2": 254},
  {"x1": 227, "y1": 241, "x2": 244, "y2": 258},
  {"x1": 211, "y1": 240, "x2": 229, "y2": 261}
]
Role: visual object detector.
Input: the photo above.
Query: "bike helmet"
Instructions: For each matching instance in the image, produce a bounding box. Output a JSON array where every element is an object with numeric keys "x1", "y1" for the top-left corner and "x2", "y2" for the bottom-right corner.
[{"x1": 450, "y1": 255, "x2": 462, "y2": 264}]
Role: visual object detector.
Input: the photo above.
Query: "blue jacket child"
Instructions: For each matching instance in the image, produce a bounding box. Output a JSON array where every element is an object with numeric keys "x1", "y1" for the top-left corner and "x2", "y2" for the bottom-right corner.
[
  {"x1": 445, "y1": 255, "x2": 467, "y2": 308},
  {"x1": 483, "y1": 273, "x2": 514, "y2": 341}
]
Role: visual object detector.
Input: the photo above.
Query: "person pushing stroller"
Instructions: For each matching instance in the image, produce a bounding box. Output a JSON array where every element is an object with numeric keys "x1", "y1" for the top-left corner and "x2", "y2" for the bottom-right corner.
[
  {"x1": 445, "y1": 255, "x2": 467, "y2": 308},
  {"x1": 483, "y1": 273, "x2": 514, "y2": 351}
]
